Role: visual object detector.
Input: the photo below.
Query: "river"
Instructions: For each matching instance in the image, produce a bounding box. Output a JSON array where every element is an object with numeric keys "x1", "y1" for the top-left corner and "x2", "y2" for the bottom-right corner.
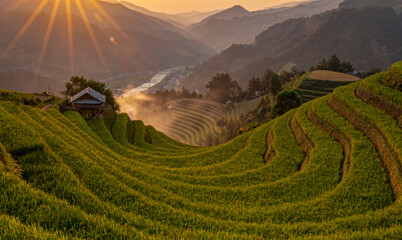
[{"x1": 122, "y1": 70, "x2": 171, "y2": 97}]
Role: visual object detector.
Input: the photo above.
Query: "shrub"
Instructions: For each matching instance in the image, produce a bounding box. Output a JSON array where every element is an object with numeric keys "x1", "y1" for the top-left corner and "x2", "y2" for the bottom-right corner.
[{"x1": 270, "y1": 90, "x2": 303, "y2": 117}]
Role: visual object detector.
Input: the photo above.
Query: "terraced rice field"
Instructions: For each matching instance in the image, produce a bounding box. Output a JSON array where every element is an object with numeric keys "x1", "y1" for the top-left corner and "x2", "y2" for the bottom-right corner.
[
  {"x1": 0, "y1": 62, "x2": 401, "y2": 239},
  {"x1": 296, "y1": 70, "x2": 361, "y2": 103},
  {"x1": 159, "y1": 98, "x2": 261, "y2": 145}
]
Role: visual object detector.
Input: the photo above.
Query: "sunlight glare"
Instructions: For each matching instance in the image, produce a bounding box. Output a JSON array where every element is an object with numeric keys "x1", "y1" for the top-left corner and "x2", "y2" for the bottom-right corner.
[
  {"x1": 37, "y1": 0, "x2": 61, "y2": 70},
  {"x1": 66, "y1": 0, "x2": 75, "y2": 71},
  {"x1": 1, "y1": 0, "x2": 49, "y2": 61},
  {"x1": 88, "y1": 0, "x2": 132, "y2": 42},
  {"x1": 74, "y1": 0, "x2": 108, "y2": 71}
]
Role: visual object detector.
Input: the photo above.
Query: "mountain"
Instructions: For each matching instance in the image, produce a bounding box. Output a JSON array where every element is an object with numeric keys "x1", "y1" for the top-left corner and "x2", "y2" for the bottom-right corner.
[
  {"x1": 0, "y1": 0, "x2": 214, "y2": 93},
  {"x1": 265, "y1": 0, "x2": 314, "y2": 9},
  {"x1": 188, "y1": 0, "x2": 344, "y2": 51},
  {"x1": 184, "y1": 7, "x2": 402, "y2": 91},
  {"x1": 340, "y1": 0, "x2": 402, "y2": 12},
  {"x1": 0, "y1": 62, "x2": 401, "y2": 239},
  {"x1": 175, "y1": 9, "x2": 223, "y2": 25},
  {"x1": 119, "y1": 1, "x2": 189, "y2": 27},
  {"x1": 201, "y1": 5, "x2": 251, "y2": 22},
  {"x1": 116, "y1": 1, "x2": 222, "y2": 27}
]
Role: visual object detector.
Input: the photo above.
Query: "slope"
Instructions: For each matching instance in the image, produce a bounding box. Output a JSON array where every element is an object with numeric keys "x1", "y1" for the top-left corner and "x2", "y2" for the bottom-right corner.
[
  {"x1": 185, "y1": 6, "x2": 402, "y2": 91},
  {"x1": 188, "y1": 0, "x2": 343, "y2": 51},
  {"x1": 340, "y1": 0, "x2": 402, "y2": 12},
  {"x1": 293, "y1": 70, "x2": 361, "y2": 102},
  {"x1": 0, "y1": 62, "x2": 400, "y2": 239},
  {"x1": 199, "y1": 5, "x2": 250, "y2": 22}
]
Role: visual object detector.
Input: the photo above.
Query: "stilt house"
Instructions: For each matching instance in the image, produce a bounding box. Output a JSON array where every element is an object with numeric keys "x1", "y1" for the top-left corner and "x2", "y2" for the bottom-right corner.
[{"x1": 69, "y1": 87, "x2": 106, "y2": 117}]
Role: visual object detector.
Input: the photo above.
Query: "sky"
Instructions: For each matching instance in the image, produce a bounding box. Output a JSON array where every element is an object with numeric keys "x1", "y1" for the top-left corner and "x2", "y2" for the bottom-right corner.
[{"x1": 121, "y1": 0, "x2": 307, "y2": 14}]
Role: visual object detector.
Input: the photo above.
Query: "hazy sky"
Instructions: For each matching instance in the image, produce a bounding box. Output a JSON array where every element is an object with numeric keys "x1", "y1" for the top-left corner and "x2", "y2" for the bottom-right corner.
[{"x1": 122, "y1": 0, "x2": 307, "y2": 14}]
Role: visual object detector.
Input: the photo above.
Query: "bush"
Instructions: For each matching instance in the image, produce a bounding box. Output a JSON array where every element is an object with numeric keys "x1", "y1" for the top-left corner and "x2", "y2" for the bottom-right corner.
[{"x1": 270, "y1": 90, "x2": 303, "y2": 117}]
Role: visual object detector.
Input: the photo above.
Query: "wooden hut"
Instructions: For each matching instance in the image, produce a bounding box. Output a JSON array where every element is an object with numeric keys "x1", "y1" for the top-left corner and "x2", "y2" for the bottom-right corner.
[{"x1": 69, "y1": 87, "x2": 106, "y2": 117}]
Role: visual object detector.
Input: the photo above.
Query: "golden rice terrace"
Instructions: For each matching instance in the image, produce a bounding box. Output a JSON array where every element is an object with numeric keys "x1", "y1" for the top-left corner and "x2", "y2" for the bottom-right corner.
[{"x1": 0, "y1": 62, "x2": 401, "y2": 239}]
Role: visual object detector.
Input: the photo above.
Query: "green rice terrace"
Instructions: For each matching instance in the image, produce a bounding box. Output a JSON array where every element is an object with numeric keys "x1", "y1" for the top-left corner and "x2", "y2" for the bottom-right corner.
[
  {"x1": 159, "y1": 98, "x2": 261, "y2": 145},
  {"x1": 0, "y1": 62, "x2": 401, "y2": 239},
  {"x1": 294, "y1": 70, "x2": 361, "y2": 103}
]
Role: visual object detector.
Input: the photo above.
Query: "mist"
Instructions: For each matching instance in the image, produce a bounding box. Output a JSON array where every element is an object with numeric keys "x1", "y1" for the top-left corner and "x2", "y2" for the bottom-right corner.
[{"x1": 117, "y1": 92, "x2": 170, "y2": 132}]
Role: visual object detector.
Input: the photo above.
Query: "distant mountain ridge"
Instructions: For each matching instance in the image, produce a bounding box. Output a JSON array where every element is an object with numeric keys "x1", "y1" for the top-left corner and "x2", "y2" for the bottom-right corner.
[
  {"x1": 187, "y1": 0, "x2": 344, "y2": 51},
  {"x1": 201, "y1": 5, "x2": 251, "y2": 22},
  {"x1": 184, "y1": 7, "x2": 402, "y2": 91},
  {"x1": 175, "y1": 9, "x2": 223, "y2": 25},
  {"x1": 115, "y1": 1, "x2": 222, "y2": 27},
  {"x1": 119, "y1": 1, "x2": 189, "y2": 27},
  {"x1": 265, "y1": 0, "x2": 314, "y2": 9},
  {"x1": 340, "y1": 0, "x2": 402, "y2": 9}
]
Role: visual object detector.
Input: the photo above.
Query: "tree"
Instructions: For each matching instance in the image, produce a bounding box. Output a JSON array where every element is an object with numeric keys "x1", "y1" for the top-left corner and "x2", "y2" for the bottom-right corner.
[
  {"x1": 270, "y1": 90, "x2": 303, "y2": 117},
  {"x1": 310, "y1": 58, "x2": 327, "y2": 71},
  {"x1": 340, "y1": 61, "x2": 354, "y2": 73},
  {"x1": 246, "y1": 77, "x2": 261, "y2": 99},
  {"x1": 260, "y1": 68, "x2": 275, "y2": 96},
  {"x1": 269, "y1": 74, "x2": 283, "y2": 96},
  {"x1": 327, "y1": 54, "x2": 341, "y2": 72},
  {"x1": 280, "y1": 67, "x2": 304, "y2": 84},
  {"x1": 206, "y1": 73, "x2": 243, "y2": 103},
  {"x1": 231, "y1": 80, "x2": 245, "y2": 103},
  {"x1": 63, "y1": 76, "x2": 119, "y2": 110}
]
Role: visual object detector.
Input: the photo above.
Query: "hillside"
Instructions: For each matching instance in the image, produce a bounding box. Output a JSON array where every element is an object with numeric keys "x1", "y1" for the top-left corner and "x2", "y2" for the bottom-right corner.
[
  {"x1": 0, "y1": 61, "x2": 401, "y2": 238},
  {"x1": 340, "y1": 0, "x2": 402, "y2": 12},
  {"x1": 158, "y1": 98, "x2": 261, "y2": 145},
  {"x1": 119, "y1": 1, "x2": 222, "y2": 27},
  {"x1": 200, "y1": 5, "x2": 250, "y2": 22},
  {"x1": 0, "y1": 0, "x2": 214, "y2": 94},
  {"x1": 188, "y1": 0, "x2": 343, "y2": 51},
  {"x1": 293, "y1": 70, "x2": 361, "y2": 102},
  {"x1": 176, "y1": 9, "x2": 223, "y2": 25},
  {"x1": 185, "y1": 7, "x2": 402, "y2": 91},
  {"x1": 119, "y1": 1, "x2": 189, "y2": 28}
]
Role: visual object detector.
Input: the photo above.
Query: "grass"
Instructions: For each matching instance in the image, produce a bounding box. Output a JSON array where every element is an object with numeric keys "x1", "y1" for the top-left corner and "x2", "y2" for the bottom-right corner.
[{"x1": 0, "y1": 61, "x2": 400, "y2": 238}]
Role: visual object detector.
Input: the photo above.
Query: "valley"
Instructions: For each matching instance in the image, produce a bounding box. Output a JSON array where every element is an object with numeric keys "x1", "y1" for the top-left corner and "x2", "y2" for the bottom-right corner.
[{"x1": 0, "y1": 0, "x2": 401, "y2": 238}]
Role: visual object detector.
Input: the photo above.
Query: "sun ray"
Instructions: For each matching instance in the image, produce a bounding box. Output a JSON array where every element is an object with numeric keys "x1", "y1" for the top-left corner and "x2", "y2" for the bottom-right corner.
[
  {"x1": 74, "y1": 0, "x2": 109, "y2": 73},
  {"x1": 0, "y1": 0, "x2": 49, "y2": 61},
  {"x1": 65, "y1": 0, "x2": 75, "y2": 72},
  {"x1": 89, "y1": 0, "x2": 150, "y2": 70},
  {"x1": 88, "y1": 0, "x2": 132, "y2": 41},
  {"x1": 37, "y1": 0, "x2": 61, "y2": 70}
]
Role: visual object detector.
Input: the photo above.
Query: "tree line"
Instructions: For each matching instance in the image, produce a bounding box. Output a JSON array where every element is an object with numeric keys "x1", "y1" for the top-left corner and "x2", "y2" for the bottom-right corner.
[{"x1": 205, "y1": 66, "x2": 304, "y2": 104}]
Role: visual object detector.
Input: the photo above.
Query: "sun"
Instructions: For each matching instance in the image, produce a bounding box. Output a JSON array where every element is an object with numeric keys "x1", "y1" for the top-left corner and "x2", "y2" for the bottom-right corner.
[{"x1": 0, "y1": 0, "x2": 131, "y2": 74}]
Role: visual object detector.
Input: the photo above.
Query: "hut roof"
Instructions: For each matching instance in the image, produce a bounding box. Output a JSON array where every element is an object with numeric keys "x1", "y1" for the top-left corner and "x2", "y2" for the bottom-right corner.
[{"x1": 69, "y1": 87, "x2": 106, "y2": 104}]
